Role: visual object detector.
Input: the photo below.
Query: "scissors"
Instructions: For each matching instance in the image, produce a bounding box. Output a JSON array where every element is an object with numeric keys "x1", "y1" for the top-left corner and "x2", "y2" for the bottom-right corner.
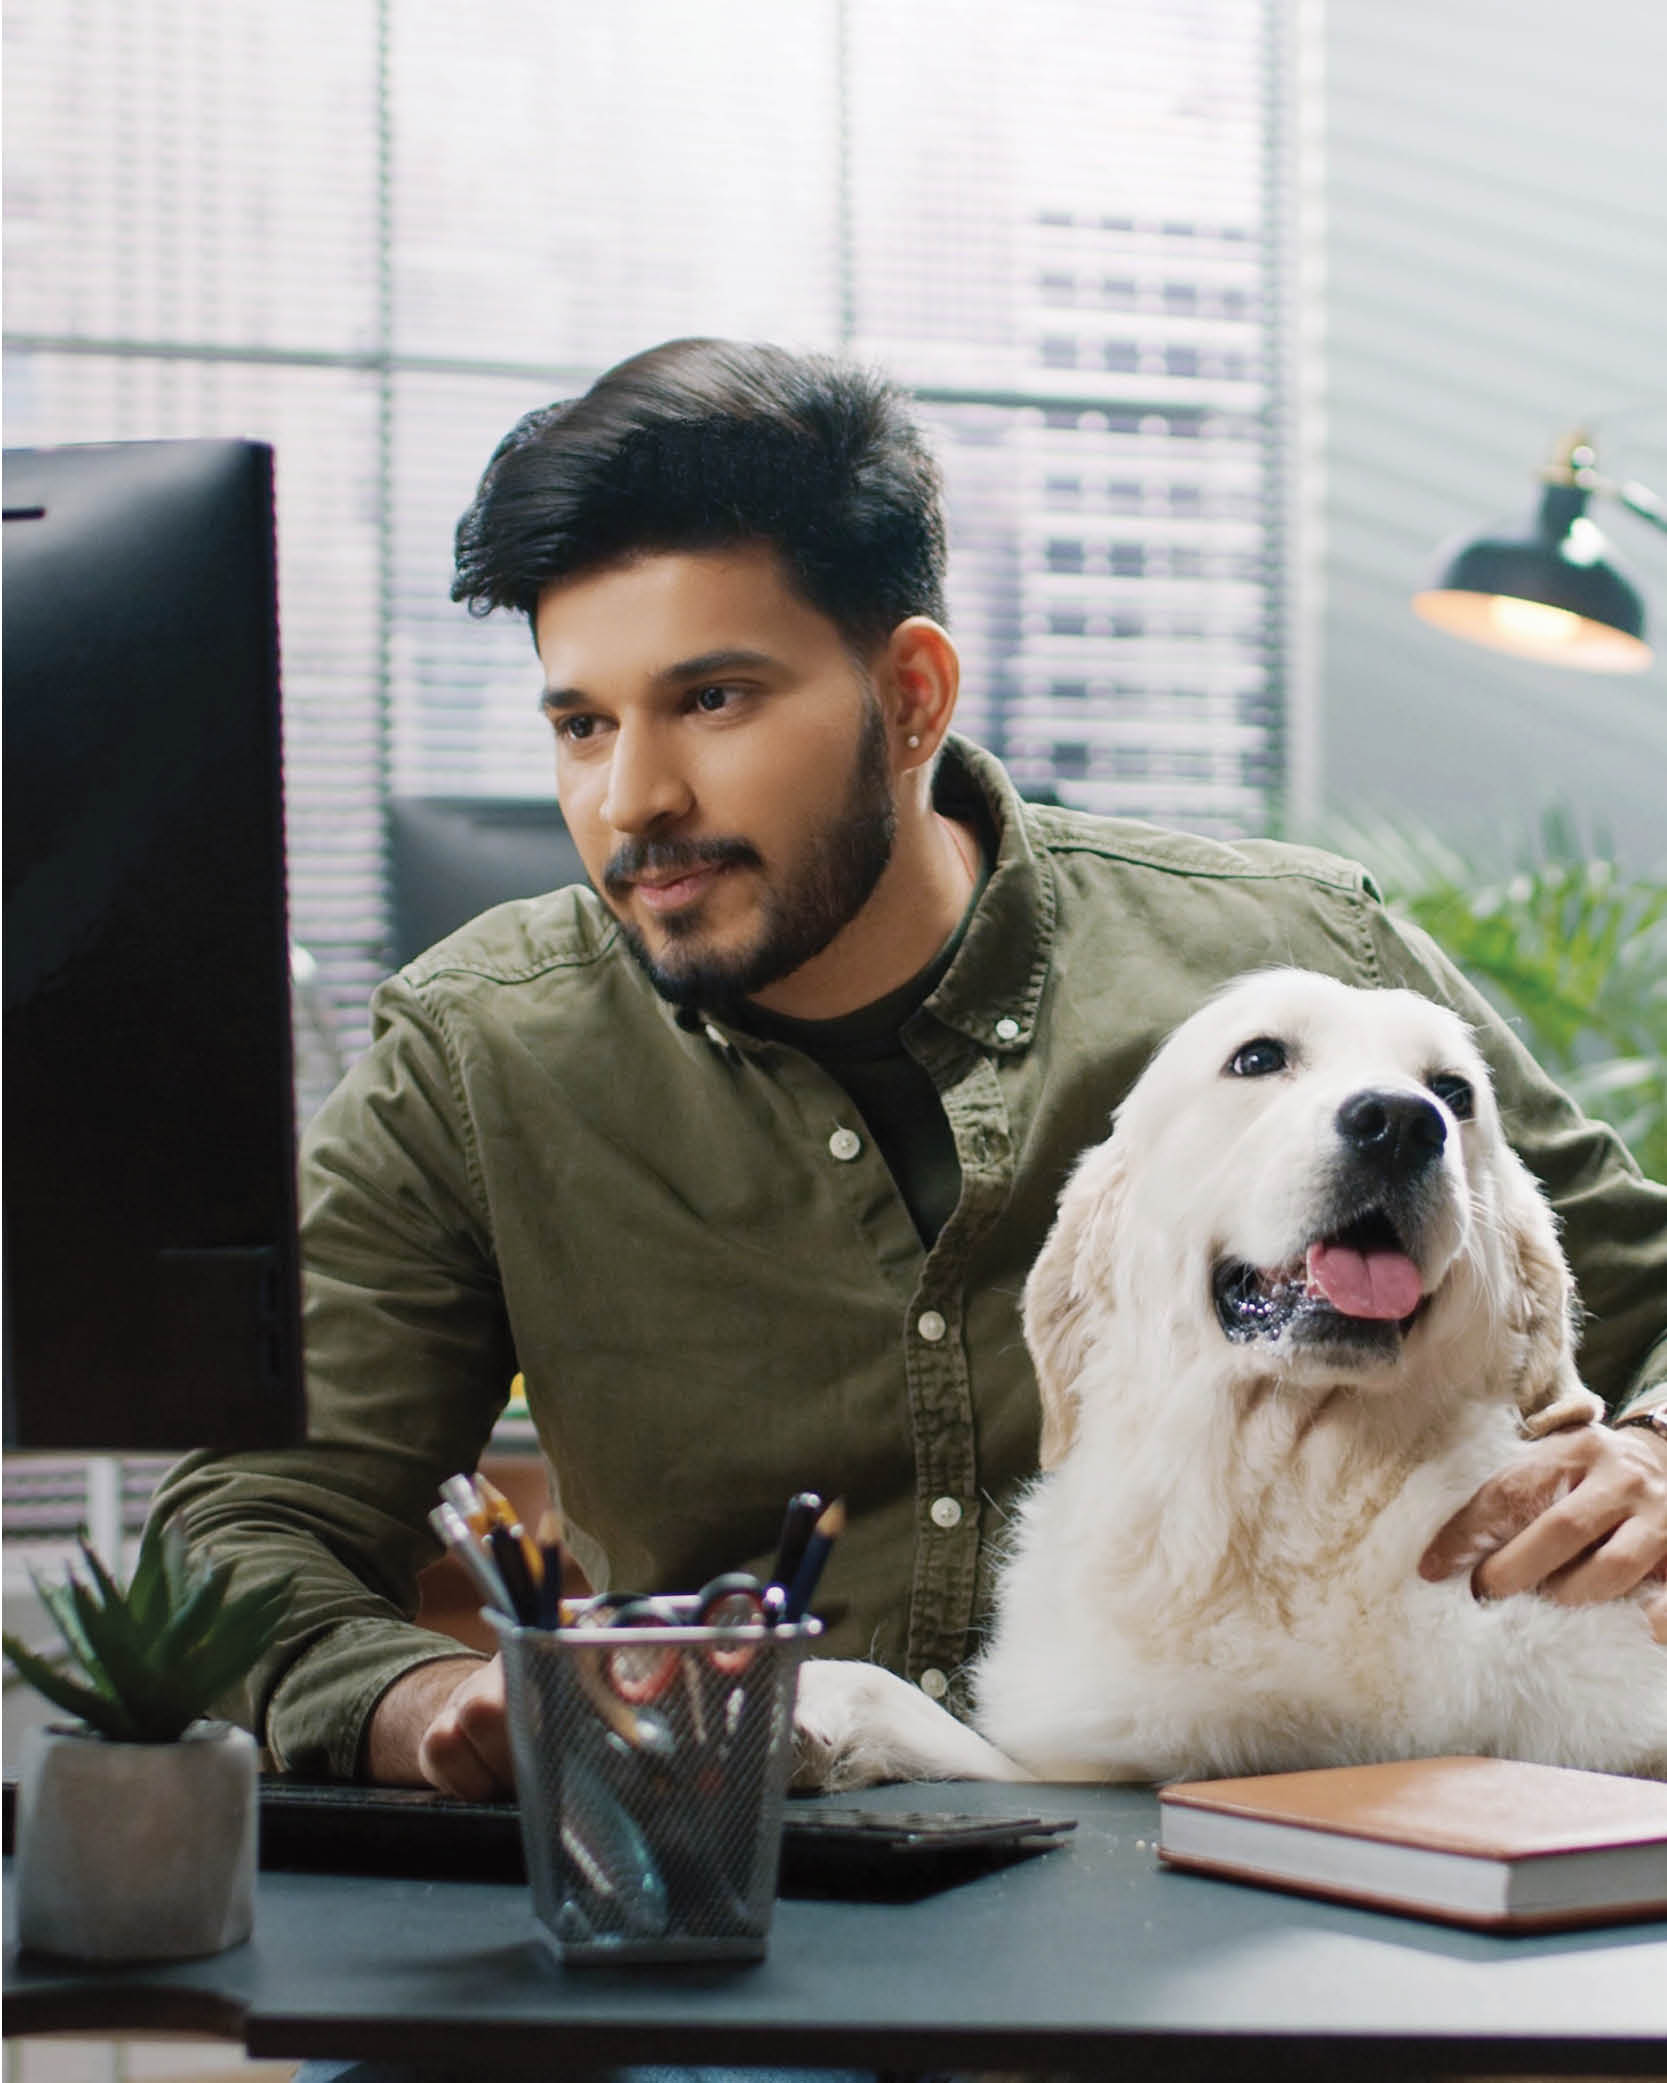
[
  {"x1": 596, "y1": 1572, "x2": 773, "y2": 1705},
  {"x1": 566, "y1": 1572, "x2": 773, "y2": 1764}
]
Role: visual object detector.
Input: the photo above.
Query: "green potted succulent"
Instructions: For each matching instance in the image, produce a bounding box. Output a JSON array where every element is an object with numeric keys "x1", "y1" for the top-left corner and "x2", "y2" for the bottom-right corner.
[{"x1": 3, "y1": 1515, "x2": 288, "y2": 1961}]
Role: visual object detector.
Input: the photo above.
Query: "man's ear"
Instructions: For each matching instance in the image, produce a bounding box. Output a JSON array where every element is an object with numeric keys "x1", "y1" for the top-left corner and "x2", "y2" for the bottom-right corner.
[
  {"x1": 1022, "y1": 1138, "x2": 1125, "y2": 1470},
  {"x1": 1499, "y1": 1148, "x2": 1603, "y2": 1434},
  {"x1": 882, "y1": 617, "x2": 959, "y2": 769}
]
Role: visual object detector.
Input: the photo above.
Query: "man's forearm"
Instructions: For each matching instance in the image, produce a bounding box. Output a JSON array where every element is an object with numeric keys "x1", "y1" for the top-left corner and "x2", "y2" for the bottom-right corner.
[{"x1": 364, "y1": 1656, "x2": 486, "y2": 1784}]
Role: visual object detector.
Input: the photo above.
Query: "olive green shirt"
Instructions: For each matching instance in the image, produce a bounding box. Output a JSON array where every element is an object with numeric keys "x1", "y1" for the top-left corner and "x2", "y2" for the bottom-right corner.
[{"x1": 152, "y1": 738, "x2": 1667, "y2": 1778}]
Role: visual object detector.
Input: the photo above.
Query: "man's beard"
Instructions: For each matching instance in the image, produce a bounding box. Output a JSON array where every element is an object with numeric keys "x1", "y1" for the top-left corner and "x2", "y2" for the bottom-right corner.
[{"x1": 602, "y1": 700, "x2": 898, "y2": 1012}]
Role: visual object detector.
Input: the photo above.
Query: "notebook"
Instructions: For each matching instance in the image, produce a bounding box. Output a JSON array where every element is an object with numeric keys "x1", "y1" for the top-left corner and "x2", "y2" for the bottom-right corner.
[{"x1": 1158, "y1": 1755, "x2": 1667, "y2": 1932}]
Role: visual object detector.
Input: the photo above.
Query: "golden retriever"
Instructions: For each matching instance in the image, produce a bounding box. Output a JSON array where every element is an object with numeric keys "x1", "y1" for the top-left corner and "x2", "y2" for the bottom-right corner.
[{"x1": 795, "y1": 970, "x2": 1667, "y2": 1787}]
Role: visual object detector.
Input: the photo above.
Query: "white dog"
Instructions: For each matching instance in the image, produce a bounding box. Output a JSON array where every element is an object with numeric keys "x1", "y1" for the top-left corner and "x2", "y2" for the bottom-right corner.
[{"x1": 796, "y1": 969, "x2": 1667, "y2": 1787}]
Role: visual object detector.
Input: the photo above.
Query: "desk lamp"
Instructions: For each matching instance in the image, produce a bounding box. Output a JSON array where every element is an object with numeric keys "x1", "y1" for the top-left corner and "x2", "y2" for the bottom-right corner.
[{"x1": 1412, "y1": 430, "x2": 1666, "y2": 673}]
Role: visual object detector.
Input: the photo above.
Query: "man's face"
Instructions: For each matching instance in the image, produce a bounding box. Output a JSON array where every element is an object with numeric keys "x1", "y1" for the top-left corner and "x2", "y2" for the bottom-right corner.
[{"x1": 535, "y1": 546, "x2": 898, "y2": 1010}]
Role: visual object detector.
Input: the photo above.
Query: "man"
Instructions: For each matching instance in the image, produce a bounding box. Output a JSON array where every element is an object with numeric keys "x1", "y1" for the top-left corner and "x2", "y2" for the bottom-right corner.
[{"x1": 153, "y1": 338, "x2": 1667, "y2": 1798}]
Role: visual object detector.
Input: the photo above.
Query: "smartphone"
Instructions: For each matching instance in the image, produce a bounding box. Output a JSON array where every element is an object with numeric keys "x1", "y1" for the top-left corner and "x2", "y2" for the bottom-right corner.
[{"x1": 778, "y1": 1807, "x2": 1076, "y2": 1898}]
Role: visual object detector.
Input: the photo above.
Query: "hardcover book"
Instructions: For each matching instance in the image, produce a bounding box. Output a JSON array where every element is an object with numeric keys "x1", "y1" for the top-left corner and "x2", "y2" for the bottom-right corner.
[{"x1": 1157, "y1": 1755, "x2": 1667, "y2": 1931}]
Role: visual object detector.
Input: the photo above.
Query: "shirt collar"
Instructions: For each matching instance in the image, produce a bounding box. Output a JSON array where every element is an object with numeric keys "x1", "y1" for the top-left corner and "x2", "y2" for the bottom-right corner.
[
  {"x1": 673, "y1": 734, "x2": 1056, "y2": 1056},
  {"x1": 918, "y1": 735, "x2": 1055, "y2": 1054}
]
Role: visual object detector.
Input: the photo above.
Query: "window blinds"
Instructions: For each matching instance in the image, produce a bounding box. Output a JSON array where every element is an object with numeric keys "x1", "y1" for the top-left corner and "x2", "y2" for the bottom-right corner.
[{"x1": 4, "y1": 0, "x2": 1285, "y2": 1092}]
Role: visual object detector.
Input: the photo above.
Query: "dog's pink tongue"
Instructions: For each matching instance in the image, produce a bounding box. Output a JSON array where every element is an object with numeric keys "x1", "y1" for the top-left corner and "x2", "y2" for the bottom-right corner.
[{"x1": 1305, "y1": 1241, "x2": 1422, "y2": 1320}]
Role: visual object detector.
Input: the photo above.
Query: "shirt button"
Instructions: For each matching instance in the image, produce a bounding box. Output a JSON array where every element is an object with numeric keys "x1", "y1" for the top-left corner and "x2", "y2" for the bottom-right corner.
[
  {"x1": 995, "y1": 1016, "x2": 1021, "y2": 1042},
  {"x1": 828, "y1": 1126, "x2": 862, "y2": 1162},
  {"x1": 919, "y1": 1667, "x2": 949, "y2": 1700},
  {"x1": 916, "y1": 1309, "x2": 948, "y2": 1343},
  {"x1": 929, "y1": 1495, "x2": 963, "y2": 1530}
]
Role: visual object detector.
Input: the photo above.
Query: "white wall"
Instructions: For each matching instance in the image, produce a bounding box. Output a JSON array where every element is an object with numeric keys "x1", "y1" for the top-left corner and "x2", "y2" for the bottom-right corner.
[{"x1": 1318, "y1": 0, "x2": 1667, "y2": 871}]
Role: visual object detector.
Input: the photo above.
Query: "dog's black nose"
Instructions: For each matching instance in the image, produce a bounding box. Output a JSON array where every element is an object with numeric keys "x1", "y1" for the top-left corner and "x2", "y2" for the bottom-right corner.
[{"x1": 1336, "y1": 1089, "x2": 1447, "y2": 1177}]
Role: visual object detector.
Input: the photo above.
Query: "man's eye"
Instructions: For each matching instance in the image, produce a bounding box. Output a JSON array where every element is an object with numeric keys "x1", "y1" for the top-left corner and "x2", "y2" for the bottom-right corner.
[
  {"x1": 1429, "y1": 1072, "x2": 1475, "y2": 1120},
  {"x1": 552, "y1": 713, "x2": 598, "y2": 742},
  {"x1": 1226, "y1": 1037, "x2": 1287, "y2": 1078},
  {"x1": 691, "y1": 684, "x2": 739, "y2": 714}
]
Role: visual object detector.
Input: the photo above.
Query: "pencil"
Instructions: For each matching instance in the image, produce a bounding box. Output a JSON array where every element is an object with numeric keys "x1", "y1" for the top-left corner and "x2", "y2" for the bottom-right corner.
[
  {"x1": 428, "y1": 1502, "x2": 514, "y2": 1619},
  {"x1": 472, "y1": 1471, "x2": 522, "y2": 1532},
  {"x1": 780, "y1": 1496, "x2": 846, "y2": 1622}
]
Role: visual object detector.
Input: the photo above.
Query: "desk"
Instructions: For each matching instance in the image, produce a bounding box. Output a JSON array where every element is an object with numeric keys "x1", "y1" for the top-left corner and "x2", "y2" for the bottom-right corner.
[{"x1": 7, "y1": 1782, "x2": 1667, "y2": 2077}]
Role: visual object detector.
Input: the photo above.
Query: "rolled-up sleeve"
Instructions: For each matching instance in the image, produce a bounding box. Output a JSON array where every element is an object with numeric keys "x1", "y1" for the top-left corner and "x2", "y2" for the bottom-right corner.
[{"x1": 149, "y1": 974, "x2": 516, "y2": 1777}]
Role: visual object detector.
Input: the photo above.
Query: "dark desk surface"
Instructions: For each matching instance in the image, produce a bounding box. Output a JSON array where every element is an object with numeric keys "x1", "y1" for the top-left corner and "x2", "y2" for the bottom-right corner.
[{"x1": 8, "y1": 1781, "x2": 1667, "y2": 2077}]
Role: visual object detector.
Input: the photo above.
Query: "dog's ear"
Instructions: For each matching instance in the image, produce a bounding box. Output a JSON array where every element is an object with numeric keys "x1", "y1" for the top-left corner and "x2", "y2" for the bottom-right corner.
[
  {"x1": 1023, "y1": 1139, "x2": 1126, "y2": 1469},
  {"x1": 1498, "y1": 1148, "x2": 1604, "y2": 1434}
]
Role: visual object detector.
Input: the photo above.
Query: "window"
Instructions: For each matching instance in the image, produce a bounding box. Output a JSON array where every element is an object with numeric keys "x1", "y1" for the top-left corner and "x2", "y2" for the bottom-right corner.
[{"x1": 3, "y1": 0, "x2": 1288, "y2": 1081}]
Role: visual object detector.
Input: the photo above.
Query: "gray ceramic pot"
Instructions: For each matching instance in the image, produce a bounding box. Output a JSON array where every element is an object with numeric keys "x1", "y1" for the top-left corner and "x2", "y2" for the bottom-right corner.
[{"x1": 14, "y1": 1719, "x2": 258, "y2": 1961}]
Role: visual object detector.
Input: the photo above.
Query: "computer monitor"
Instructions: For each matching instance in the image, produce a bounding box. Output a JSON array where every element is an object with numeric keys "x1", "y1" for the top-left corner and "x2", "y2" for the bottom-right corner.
[{"x1": 3, "y1": 438, "x2": 306, "y2": 1450}]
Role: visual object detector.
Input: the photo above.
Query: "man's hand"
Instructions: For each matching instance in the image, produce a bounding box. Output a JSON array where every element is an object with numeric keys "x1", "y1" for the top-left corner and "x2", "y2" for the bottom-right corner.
[
  {"x1": 365, "y1": 1653, "x2": 514, "y2": 1797},
  {"x1": 1419, "y1": 1423, "x2": 1667, "y2": 1643}
]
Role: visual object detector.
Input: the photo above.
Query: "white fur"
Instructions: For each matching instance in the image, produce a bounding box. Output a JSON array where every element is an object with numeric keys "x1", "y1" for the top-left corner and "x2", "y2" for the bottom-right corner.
[{"x1": 795, "y1": 970, "x2": 1667, "y2": 1788}]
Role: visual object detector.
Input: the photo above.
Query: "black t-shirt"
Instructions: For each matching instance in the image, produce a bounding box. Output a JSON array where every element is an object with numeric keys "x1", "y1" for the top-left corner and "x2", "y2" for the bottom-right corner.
[{"x1": 731, "y1": 857, "x2": 988, "y2": 1248}]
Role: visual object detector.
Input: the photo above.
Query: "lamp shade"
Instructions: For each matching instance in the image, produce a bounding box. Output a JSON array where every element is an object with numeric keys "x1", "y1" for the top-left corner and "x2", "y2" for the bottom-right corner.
[{"x1": 1413, "y1": 482, "x2": 1652, "y2": 673}]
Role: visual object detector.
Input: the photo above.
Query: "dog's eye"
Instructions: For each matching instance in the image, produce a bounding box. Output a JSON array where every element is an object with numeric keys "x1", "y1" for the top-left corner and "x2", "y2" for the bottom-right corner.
[
  {"x1": 1429, "y1": 1072, "x2": 1475, "y2": 1120},
  {"x1": 1227, "y1": 1037, "x2": 1288, "y2": 1078}
]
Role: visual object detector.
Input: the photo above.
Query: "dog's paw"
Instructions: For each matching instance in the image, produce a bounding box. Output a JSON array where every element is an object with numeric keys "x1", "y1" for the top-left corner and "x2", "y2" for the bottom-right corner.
[
  {"x1": 792, "y1": 1660, "x2": 919, "y2": 1791},
  {"x1": 792, "y1": 1658, "x2": 1030, "y2": 1791}
]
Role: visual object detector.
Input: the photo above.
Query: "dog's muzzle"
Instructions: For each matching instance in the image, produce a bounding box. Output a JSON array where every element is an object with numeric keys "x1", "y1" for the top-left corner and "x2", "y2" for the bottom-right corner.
[{"x1": 1211, "y1": 1088, "x2": 1449, "y2": 1357}]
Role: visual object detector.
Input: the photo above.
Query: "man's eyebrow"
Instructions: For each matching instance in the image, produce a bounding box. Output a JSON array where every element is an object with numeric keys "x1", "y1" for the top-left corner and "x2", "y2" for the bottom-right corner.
[
  {"x1": 659, "y1": 647, "x2": 781, "y2": 682},
  {"x1": 540, "y1": 648, "x2": 783, "y2": 712}
]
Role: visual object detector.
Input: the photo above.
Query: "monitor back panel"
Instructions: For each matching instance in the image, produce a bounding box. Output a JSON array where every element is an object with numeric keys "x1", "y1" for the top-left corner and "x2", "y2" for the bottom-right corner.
[{"x1": 3, "y1": 439, "x2": 305, "y2": 1451}]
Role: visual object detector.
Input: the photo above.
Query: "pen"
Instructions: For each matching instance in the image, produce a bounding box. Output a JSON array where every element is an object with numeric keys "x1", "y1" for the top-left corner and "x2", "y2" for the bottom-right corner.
[
  {"x1": 428, "y1": 1502, "x2": 515, "y2": 1619},
  {"x1": 780, "y1": 1496, "x2": 846, "y2": 1622},
  {"x1": 487, "y1": 1522, "x2": 540, "y2": 1625},
  {"x1": 768, "y1": 1490, "x2": 823, "y2": 1592}
]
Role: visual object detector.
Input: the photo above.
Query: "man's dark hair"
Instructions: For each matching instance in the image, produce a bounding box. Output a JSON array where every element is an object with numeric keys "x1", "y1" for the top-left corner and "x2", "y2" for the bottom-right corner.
[{"x1": 451, "y1": 337, "x2": 948, "y2": 651}]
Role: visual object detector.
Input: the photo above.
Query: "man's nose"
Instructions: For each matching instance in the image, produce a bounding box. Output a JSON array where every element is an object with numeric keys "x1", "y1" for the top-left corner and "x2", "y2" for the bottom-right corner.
[{"x1": 599, "y1": 723, "x2": 693, "y2": 834}]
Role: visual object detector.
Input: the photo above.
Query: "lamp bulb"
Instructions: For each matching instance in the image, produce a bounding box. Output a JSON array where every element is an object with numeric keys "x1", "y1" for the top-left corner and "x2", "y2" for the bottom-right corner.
[{"x1": 1486, "y1": 596, "x2": 1583, "y2": 648}]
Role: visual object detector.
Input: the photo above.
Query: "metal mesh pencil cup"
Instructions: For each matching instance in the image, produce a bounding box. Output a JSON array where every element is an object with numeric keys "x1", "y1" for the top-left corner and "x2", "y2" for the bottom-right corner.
[{"x1": 494, "y1": 1607, "x2": 820, "y2": 1963}]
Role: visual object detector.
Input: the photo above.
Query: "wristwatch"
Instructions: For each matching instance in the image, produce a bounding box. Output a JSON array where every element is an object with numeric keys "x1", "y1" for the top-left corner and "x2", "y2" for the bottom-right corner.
[{"x1": 1613, "y1": 1406, "x2": 1667, "y2": 1446}]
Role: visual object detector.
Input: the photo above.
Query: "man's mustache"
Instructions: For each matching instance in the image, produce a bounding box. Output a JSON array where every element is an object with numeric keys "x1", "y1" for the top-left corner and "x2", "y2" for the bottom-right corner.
[{"x1": 602, "y1": 835, "x2": 762, "y2": 897}]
